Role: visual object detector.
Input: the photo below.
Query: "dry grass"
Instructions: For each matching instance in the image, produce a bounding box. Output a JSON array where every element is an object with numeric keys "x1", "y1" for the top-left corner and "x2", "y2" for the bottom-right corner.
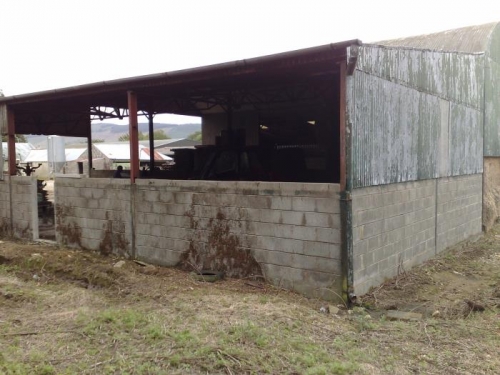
[{"x1": 1, "y1": 228, "x2": 500, "y2": 374}]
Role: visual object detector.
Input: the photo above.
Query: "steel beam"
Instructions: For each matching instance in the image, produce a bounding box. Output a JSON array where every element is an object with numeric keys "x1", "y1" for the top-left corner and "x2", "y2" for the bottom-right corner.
[
  {"x1": 87, "y1": 118, "x2": 93, "y2": 173},
  {"x1": 7, "y1": 109, "x2": 16, "y2": 176},
  {"x1": 128, "y1": 91, "x2": 139, "y2": 183},
  {"x1": 338, "y1": 61, "x2": 354, "y2": 304},
  {"x1": 339, "y1": 62, "x2": 346, "y2": 191},
  {"x1": 147, "y1": 112, "x2": 155, "y2": 170}
]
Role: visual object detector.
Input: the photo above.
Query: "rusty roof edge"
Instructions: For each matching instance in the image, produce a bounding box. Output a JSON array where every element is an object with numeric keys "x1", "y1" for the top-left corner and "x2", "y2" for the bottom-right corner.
[{"x1": 0, "y1": 39, "x2": 361, "y2": 105}]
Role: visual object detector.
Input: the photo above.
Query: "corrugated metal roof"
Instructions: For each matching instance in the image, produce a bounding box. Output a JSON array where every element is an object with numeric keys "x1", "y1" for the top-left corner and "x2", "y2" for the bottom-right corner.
[
  {"x1": 94, "y1": 144, "x2": 172, "y2": 161},
  {"x1": 371, "y1": 22, "x2": 500, "y2": 53},
  {"x1": 1, "y1": 142, "x2": 34, "y2": 161},
  {"x1": 24, "y1": 149, "x2": 47, "y2": 162},
  {"x1": 24, "y1": 148, "x2": 86, "y2": 163},
  {"x1": 0, "y1": 40, "x2": 360, "y2": 106},
  {"x1": 65, "y1": 148, "x2": 86, "y2": 161}
]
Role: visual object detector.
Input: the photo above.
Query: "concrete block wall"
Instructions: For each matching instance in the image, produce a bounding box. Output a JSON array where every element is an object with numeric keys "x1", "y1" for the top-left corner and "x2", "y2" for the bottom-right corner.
[
  {"x1": 54, "y1": 177, "x2": 342, "y2": 299},
  {"x1": 55, "y1": 177, "x2": 133, "y2": 257},
  {"x1": 352, "y1": 174, "x2": 483, "y2": 295},
  {"x1": 352, "y1": 179, "x2": 436, "y2": 295},
  {"x1": 135, "y1": 179, "x2": 342, "y2": 300},
  {"x1": 10, "y1": 176, "x2": 37, "y2": 239},
  {"x1": 436, "y1": 174, "x2": 482, "y2": 252},
  {"x1": 0, "y1": 176, "x2": 11, "y2": 234}
]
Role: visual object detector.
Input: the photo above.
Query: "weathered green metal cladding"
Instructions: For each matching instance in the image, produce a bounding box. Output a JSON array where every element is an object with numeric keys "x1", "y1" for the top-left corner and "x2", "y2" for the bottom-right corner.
[
  {"x1": 484, "y1": 24, "x2": 500, "y2": 156},
  {"x1": 351, "y1": 71, "x2": 442, "y2": 187},
  {"x1": 357, "y1": 46, "x2": 484, "y2": 110},
  {"x1": 486, "y1": 23, "x2": 500, "y2": 64},
  {"x1": 374, "y1": 23, "x2": 498, "y2": 54},
  {"x1": 350, "y1": 46, "x2": 485, "y2": 188},
  {"x1": 449, "y1": 103, "x2": 483, "y2": 175}
]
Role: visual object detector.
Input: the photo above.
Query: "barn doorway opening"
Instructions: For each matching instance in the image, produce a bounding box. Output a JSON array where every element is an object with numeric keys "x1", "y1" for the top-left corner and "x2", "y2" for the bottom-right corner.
[{"x1": 37, "y1": 179, "x2": 55, "y2": 240}]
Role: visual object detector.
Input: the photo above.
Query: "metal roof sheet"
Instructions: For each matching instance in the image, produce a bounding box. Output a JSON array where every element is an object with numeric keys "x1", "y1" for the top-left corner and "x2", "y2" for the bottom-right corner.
[
  {"x1": 24, "y1": 149, "x2": 47, "y2": 162},
  {"x1": 1, "y1": 142, "x2": 34, "y2": 161},
  {"x1": 65, "y1": 148, "x2": 87, "y2": 161},
  {"x1": 371, "y1": 22, "x2": 500, "y2": 53},
  {"x1": 24, "y1": 148, "x2": 86, "y2": 163},
  {"x1": 0, "y1": 40, "x2": 360, "y2": 106},
  {"x1": 94, "y1": 143, "x2": 172, "y2": 161}
]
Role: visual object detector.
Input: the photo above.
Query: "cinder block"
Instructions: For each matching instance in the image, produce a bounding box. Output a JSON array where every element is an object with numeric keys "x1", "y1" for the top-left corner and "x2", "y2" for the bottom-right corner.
[
  {"x1": 303, "y1": 242, "x2": 341, "y2": 259},
  {"x1": 237, "y1": 195, "x2": 270, "y2": 209},
  {"x1": 361, "y1": 220, "x2": 383, "y2": 239},
  {"x1": 303, "y1": 212, "x2": 338, "y2": 228},
  {"x1": 290, "y1": 197, "x2": 316, "y2": 212},
  {"x1": 290, "y1": 225, "x2": 318, "y2": 242},
  {"x1": 367, "y1": 233, "x2": 382, "y2": 250},
  {"x1": 314, "y1": 198, "x2": 340, "y2": 214},
  {"x1": 270, "y1": 236, "x2": 305, "y2": 254},
  {"x1": 315, "y1": 227, "x2": 341, "y2": 243}
]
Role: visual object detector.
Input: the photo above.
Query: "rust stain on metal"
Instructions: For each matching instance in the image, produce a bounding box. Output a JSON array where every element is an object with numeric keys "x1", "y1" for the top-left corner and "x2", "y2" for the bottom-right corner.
[{"x1": 180, "y1": 208, "x2": 262, "y2": 278}]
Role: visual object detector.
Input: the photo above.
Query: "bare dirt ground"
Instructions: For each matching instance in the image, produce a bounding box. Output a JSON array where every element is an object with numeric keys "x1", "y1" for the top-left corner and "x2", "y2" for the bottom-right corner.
[{"x1": 1, "y1": 226, "x2": 500, "y2": 374}]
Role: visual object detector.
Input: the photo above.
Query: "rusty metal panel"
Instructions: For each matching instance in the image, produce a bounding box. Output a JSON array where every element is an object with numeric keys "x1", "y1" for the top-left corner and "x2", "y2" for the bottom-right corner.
[
  {"x1": 351, "y1": 72, "x2": 443, "y2": 188},
  {"x1": 357, "y1": 46, "x2": 484, "y2": 110},
  {"x1": 374, "y1": 22, "x2": 498, "y2": 54}
]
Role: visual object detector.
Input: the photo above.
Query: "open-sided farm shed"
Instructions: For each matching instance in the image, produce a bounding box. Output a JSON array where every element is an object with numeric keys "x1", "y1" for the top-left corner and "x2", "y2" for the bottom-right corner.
[{"x1": 1, "y1": 22, "x2": 499, "y2": 301}]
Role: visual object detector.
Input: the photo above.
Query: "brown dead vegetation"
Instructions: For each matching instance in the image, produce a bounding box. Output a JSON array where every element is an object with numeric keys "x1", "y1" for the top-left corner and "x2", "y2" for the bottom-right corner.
[{"x1": 1, "y1": 226, "x2": 500, "y2": 374}]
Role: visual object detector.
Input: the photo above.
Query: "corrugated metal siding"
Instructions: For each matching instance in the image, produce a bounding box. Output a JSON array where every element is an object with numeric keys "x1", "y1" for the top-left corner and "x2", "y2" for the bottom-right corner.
[
  {"x1": 484, "y1": 59, "x2": 500, "y2": 156},
  {"x1": 484, "y1": 24, "x2": 500, "y2": 156},
  {"x1": 351, "y1": 72, "x2": 440, "y2": 187},
  {"x1": 357, "y1": 46, "x2": 484, "y2": 110},
  {"x1": 372, "y1": 22, "x2": 498, "y2": 53},
  {"x1": 350, "y1": 43, "x2": 486, "y2": 188},
  {"x1": 449, "y1": 103, "x2": 483, "y2": 175}
]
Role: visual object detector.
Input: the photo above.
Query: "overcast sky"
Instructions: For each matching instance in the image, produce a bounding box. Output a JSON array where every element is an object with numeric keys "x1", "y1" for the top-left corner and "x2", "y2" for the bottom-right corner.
[{"x1": 1, "y1": 0, "x2": 499, "y2": 124}]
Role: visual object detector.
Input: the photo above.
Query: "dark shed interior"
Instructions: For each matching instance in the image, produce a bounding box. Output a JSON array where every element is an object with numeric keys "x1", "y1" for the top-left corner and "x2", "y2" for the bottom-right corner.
[{"x1": 1, "y1": 40, "x2": 359, "y2": 183}]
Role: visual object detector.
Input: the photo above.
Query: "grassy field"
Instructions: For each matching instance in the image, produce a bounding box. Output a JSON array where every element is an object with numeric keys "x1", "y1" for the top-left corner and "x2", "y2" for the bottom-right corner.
[{"x1": 1, "y1": 227, "x2": 500, "y2": 374}]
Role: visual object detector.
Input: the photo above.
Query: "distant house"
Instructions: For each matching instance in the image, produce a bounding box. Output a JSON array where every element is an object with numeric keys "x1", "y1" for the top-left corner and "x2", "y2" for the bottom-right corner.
[{"x1": 24, "y1": 148, "x2": 87, "y2": 179}]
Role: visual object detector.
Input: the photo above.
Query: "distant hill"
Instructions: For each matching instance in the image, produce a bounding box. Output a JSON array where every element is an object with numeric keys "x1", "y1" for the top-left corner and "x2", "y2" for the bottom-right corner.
[{"x1": 26, "y1": 122, "x2": 202, "y2": 148}]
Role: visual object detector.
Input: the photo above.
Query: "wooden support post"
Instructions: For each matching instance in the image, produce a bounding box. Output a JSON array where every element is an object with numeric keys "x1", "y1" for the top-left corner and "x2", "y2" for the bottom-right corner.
[
  {"x1": 7, "y1": 109, "x2": 17, "y2": 176},
  {"x1": 128, "y1": 91, "x2": 139, "y2": 183}
]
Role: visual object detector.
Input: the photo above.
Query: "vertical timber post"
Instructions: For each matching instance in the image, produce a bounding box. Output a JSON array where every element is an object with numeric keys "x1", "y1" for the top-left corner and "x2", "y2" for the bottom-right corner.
[{"x1": 128, "y1": 91, "x2": 139, "y2": 183}]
